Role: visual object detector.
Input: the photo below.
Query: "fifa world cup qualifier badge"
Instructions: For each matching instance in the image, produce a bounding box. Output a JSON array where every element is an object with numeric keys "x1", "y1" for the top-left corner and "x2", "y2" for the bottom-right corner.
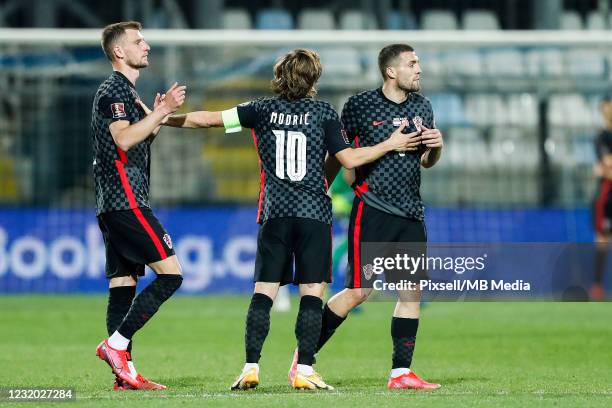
[{"x1": 110, "y1": 103, "x2": 126, "y2": 119}]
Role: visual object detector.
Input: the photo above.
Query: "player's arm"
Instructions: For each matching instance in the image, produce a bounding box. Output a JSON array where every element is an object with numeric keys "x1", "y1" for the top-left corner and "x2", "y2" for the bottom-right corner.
[
  {"x1": 334, "y1": 122, "x2": 421, "y2": 170},
  {"x1": 137, "y1": 94, "x2": 223, "y2": 129},
  {"x1": 165, "y1": 111, "x2": 223, "y2": 128},
  {"x1": 139, "y1": 101, "x2": 255, "y2": 133},
  {"x1": 111, "y1": 83, "x2": 185, "y2": 151},
  {"x1": 420, "y1": 124, "x2": 443, "y2": 168}
]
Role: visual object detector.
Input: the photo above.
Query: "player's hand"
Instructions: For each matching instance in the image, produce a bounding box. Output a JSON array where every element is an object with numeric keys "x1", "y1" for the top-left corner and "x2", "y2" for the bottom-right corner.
[
  {"x1": 137, "y1": 95, "x2": 169, "y2": 124},
  {"x1": 420, "y1": 125, "x2": 443, "y2": 148},
  {"x1": 386, "y1": 120, "x2": 422, "y2": 152},
  {"x1": 159, "y1": 82, "x2": 186, "y2": 114}
]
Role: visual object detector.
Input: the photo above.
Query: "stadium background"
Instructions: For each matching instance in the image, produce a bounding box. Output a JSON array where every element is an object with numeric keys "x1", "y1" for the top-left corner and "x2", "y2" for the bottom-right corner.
[{"x1": 0, "y1": 0, "x2": 610, "y2": 294}]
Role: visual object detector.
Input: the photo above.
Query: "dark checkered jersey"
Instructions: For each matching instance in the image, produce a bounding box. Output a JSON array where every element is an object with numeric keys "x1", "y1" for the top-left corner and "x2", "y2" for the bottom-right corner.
[
  {"x1": 233, "y1": 96, "x2": 350, "y2": 225},
  {"x1": 91, "y1": 71, "x2": 151, "y2": 215},
  {"x1": 341, "y1": 88, "x2": 435, "y2": 221}
]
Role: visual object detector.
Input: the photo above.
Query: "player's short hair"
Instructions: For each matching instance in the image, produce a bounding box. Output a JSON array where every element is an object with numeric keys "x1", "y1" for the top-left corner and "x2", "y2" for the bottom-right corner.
[
  {"x1": 378, "y1": 43, "x2": 415, "y2": 80},
  {"x1": 101, "y1": 21, "x2": 143, "y2": 62},
  {"x1": 271, "y1": 48, "x2": 322, "y2": 100}
]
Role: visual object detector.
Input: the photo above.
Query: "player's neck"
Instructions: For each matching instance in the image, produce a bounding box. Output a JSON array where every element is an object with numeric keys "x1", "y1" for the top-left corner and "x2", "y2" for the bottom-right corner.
[
  {"x1": 112, "y1": 64, "x2": 140, "y2": 86},
  {"x1": 381, "y1": 83, "x2": 408, "y2": 104}
]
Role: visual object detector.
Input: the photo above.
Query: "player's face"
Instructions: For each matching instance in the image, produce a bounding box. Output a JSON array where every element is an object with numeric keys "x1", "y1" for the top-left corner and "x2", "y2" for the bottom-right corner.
[
  {"x1": 392, "y1": 51, "x2": 421, "y2": 93},
  {"x1": 120, "y1": 29, "x2": 150, "y2": 69}
]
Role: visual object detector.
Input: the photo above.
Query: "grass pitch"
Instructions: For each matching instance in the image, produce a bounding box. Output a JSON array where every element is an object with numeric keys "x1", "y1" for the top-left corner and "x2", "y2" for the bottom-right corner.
[{"x1": 0, "y1": 295, "x2": 610, "y2": 407}]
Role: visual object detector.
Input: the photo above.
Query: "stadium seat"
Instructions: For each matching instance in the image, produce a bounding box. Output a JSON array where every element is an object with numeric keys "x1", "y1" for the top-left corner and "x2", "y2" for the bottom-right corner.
[
  {"x1": 255, "y1": 8, "x2": 293, "y2": 30},
  {"x1": 506, "y1": 93, "x2": 538, "y2": 127},
  {"x1": 571, "y1": 132, "x2": 597, "y2": 166},
  {"x1": 546, "y1": 128, "x2": 571, "y2": 164},
  {"x1": 489, "y1": 127, "x2": 539, "y2": 168},
  {"x1": 565, "y1": 49, "x2": 605, "y2": 77},
  {"x1": 297, "y1": 9, "x2": 335, "y2": 30},
  {"x1": 462, "y1": 10, "x2": 500, "y2": 30},
  {"x1": 547, "y1": 94, "x2": 594, "y2": 127},
  {"x1": 560, "y1": 11, "x2": 583, "y2": 30},
  {"x1": 483, "y1": 49, "x2": 525, "y2": 77},
  {"x1": 339, "y1": 10, "x2": 377, "y2": 30},
  {"x1": 444, "y1": 126, "x2": 488, "y2": 169},
  {"x1": 443, "y1": 50, "x2": 483, "y2": 77},
  {"x1": 586, "y1": 11, "x2": 607, "y2": 30},
  {"x1": 222, "y1": 9, "x2": 252, "y2": 29},
  {"x1": 525, "y1": 48, "x2": 564, "y2": 77},
  {"x1": 464, "y1": 94, "x2": 509, "y2": 127},
  {"x1": 385, "y1": 10, "x2": 418, "y2": 30},
  {"x1": 428, "y1": 93, "x2": 467, "y2": 127},
  {"x1": 421, "y1": 10, "x2": 459, "y2": 30},
  {"x1": 318, "y1": 47, "x2": 362, "y2": 79}
]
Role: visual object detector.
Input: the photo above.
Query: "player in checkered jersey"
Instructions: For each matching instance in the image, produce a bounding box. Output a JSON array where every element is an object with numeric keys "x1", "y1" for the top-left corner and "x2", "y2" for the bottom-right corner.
[
  {"x1": 313, "y1": 44, "x2": 444, "y2": 390},
  {"x1": 140, "y1": 48, "x2": 419, "y2": 390},
  {"x1": 91, "y1": 21, "x2": 187, "y2": 390}
]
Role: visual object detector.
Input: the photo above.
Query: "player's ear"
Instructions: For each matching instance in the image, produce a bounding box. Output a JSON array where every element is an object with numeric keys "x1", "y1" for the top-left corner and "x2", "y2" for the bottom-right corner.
[
  {"x1": 386, "y1": 66, "x2": 396, "y2": 80},
  {"x1": 112, "y1": 44, "x2": 124, "y2": 61}
]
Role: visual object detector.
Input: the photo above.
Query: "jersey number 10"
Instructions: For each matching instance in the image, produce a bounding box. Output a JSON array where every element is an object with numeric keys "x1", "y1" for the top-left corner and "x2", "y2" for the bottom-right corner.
[{"x1": 273, "y1": 130, "x2": 307, "y2": 181}]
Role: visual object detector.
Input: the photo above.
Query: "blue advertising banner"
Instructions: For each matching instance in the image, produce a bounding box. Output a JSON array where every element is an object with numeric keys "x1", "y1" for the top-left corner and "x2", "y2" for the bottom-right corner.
[{"x1": 0, "y1": 207, "x2": 595, "y2": 294}]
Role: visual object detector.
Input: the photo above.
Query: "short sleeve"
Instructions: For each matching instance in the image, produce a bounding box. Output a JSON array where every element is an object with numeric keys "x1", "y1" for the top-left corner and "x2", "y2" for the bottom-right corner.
[
  {"x1": 236, "y1": 100, "x2": 260, "y2": 129},
  {"x1": 323, "y1": 118, "x2": 351, "y2": 155},
  {"x1": 340, "y1": 97, "x2": 359, "y2": 143},
  {"x1": 98, "y1": 93, "x2": 129, "y2": 123}
]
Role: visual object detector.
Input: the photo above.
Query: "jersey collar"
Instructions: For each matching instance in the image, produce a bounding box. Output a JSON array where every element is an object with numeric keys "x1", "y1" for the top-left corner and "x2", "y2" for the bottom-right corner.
[
  {"x1": 377, "y1": 87, "x2": 412, "y2": 106},
  {"x1": 113, "y1": 71, "x2": 136, "y2": 89}
]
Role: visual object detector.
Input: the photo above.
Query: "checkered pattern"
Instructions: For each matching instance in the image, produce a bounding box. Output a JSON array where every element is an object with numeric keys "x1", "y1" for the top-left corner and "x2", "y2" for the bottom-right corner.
[
  {"x1": 117, "y1": 275, "x2": 183, "y2": 339},
  {"x1": 245, "y1": 293, "x2": 273, "y2": 363},
  {"x1": 241, "y1": 97, "x2": 349, "y2": 225},
  {"x1": 91, "y1": 72, "x2": 151, "y2": 215},
  {"x1": 295, "y1": 295, "x2": 323, "y2": 366},
  {"x1": 342, "y1": 88, "x2": 435, "y2": 221}
]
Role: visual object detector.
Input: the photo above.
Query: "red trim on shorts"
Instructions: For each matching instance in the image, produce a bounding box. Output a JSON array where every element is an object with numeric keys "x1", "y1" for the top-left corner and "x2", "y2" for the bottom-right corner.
[
  {"x1": 353, "y1": 200, "x2": 364, "y2": 288},
  {"x1": 116, "y1": 147, "x2": 128, "y2": 164},
  {"x1": 252, "y1": 129, "x2": 265, "y2": 223},
  {"x1": 354, "y1": 135, "x2": 360, "y2": 148},
  {"x1": 354, "y1": 181, "x2": 369, "y2": 199},
  {"x1": 595, "y1": 179, "x2": 611, "y2": 233},
  {"x1": 114, "y1": 160, "x2": 168, "y2": 260}
]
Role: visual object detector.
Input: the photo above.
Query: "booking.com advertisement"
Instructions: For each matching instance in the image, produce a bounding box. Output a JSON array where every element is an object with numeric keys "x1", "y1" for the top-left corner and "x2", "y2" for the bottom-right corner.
[{"x1": 0, "y1": 207, "x2": 608, "y2": 299}]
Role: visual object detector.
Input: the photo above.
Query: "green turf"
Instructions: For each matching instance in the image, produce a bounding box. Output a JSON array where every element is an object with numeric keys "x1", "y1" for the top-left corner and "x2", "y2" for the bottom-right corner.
[{"x1": 0, "y1": 295, "x2": 610, "y2": 407}]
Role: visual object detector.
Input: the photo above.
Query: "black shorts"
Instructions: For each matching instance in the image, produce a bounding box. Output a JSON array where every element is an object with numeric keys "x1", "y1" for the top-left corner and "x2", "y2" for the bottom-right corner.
[
  {"x1": 97, "y1": 208, "x2": 175, "y2": 279},
  {"x1": 593, "y1": 179, "x2": 612, "y2": 235},
  {"x1": 254, "y1": 217, "x2": 332, "y2": 286},
  {"x1": 346, "y1": 197, "x2": 427, "y2": 289}
]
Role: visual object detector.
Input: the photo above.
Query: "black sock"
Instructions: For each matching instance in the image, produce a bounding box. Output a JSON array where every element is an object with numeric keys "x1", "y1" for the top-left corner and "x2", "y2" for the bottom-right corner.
[
  {"x1": 116, "y1": 275, "x2": 182, "y2": 340},
  {"x1": 391, "y1": 317, "x2": 419, "y2": 369},
  {"x1": 245, "y1": 293, "x2": 273, "y2": 364},
  {"x1": 316, "y1": 303, "x2": 346, "y2": 353},
  {"x1": 106, "y1": 286, "x2": 136, "y2": 353},
  {"x1": 295, "y1": 295, "x2": 323, "y2": 366}
]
